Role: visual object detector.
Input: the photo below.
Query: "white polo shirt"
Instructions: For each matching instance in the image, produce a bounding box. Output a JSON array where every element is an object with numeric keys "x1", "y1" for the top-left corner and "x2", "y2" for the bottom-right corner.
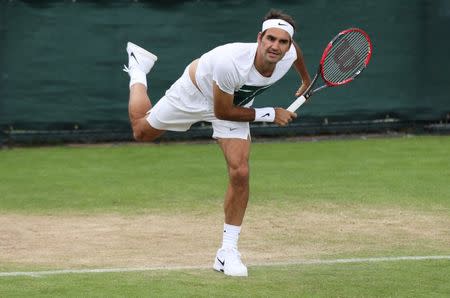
[{"x1": 195, "y1": 42, "x2": 297, "y2": 107}]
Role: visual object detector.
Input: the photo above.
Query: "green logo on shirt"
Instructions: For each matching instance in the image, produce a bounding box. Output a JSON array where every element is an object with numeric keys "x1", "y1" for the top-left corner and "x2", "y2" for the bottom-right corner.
[{"x1": 234, "y1": 84, "x2": 272, "y2": 106}]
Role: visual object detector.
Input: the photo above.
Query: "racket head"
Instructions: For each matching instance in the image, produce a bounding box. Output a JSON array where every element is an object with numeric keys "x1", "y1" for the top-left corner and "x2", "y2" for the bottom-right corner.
[{"x1": 320, "y1": 28, "x2": 372, "y2": 86}]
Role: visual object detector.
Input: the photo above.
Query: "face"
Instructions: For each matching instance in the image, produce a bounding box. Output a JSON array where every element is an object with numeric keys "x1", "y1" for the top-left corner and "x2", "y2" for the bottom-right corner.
[{"x1": 257, "y1": 28, "x2": 292, "y2": 64}]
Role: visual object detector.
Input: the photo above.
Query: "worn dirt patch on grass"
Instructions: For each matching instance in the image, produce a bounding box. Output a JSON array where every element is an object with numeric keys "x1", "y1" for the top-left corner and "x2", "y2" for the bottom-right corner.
[{"x1": 0, "y1": 205, "x2": 449, "y2": 269}]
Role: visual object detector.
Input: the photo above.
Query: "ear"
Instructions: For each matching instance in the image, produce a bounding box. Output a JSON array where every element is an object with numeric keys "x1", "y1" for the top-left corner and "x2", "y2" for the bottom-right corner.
[{"x1": 257, "y1": 32, "x2": 262, "y2": 43}]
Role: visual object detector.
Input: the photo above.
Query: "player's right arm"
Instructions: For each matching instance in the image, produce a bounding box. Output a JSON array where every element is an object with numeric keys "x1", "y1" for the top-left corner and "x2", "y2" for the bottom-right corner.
[
  {"x1": 213, "y1": 81, "x2": 255, "y2": 122},
  {"x1": 213, "y1": 82, "x2": 295, "y2": 126}
]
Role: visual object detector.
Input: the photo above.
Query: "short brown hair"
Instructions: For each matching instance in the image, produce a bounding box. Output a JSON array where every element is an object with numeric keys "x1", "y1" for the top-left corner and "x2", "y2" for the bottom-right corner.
[{"x1": 262, "y1": 9, "x2": 297, "y2": 32}]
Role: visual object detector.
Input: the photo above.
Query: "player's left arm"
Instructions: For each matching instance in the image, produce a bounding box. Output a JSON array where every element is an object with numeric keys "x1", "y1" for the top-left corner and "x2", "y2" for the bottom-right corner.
[{"x1": 292, "y1": 41, "x2": 312, "y2": 97}]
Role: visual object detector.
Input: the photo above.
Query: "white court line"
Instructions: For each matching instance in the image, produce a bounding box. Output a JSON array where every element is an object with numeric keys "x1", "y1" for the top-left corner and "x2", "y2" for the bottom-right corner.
[{"x1": 1, "y1": 255, "x2": 449, "y2": 278}]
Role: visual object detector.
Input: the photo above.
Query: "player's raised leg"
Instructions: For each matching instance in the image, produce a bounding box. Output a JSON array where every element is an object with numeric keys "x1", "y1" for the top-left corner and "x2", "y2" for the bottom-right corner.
[
  {"x1": 124, "y1": 42, "x2": 165, "y2": 141},
  {"x1": 213, "y1": 138, "x2": 250, "y2": 277}
]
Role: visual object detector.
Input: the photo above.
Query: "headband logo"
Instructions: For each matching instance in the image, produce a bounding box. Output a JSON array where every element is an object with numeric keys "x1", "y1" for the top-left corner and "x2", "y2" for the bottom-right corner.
[{"x1": 262, "y1": 19, "x2": 294, "y2": 38}]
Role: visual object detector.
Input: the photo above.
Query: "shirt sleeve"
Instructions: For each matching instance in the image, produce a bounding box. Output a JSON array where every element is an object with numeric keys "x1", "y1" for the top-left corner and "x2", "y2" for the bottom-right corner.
[{"x1": 212, "y1": 56, "x2": 240, "y2": 95}]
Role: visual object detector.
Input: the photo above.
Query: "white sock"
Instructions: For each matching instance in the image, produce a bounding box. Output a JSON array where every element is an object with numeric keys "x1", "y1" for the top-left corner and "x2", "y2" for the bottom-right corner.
[
  {"x1": 129, "y1": 69, "x2": 147, "y2": 89},
  {"x1": 222, "y1": 223, "x2": 241, "y2": 249}
]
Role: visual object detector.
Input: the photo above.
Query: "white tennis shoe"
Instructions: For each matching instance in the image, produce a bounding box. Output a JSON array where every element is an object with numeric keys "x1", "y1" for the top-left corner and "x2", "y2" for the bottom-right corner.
[
  {"x1": 123, "y1": 42, "x2": 158, "y2": 75},
  {"x1": 213, "y1": 248, "x2": 248, "y2": 277}
]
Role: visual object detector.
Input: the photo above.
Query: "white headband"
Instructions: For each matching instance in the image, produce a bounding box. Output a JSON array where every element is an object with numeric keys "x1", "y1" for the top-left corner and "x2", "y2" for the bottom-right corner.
[{"x1": 262, "y1": 19, "x2": 294, "y2": 38}]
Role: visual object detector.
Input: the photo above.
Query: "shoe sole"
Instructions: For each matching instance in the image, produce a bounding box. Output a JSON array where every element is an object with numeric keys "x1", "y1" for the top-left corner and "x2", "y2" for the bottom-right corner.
[{"x1": 127, "y1": 42, "x2": 158, "y2": 62}]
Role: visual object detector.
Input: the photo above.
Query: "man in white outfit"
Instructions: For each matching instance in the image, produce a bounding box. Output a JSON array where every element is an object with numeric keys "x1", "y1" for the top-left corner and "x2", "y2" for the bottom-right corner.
[{"x1": 123, "y1": 9, "x2": 311, "y2": 277}]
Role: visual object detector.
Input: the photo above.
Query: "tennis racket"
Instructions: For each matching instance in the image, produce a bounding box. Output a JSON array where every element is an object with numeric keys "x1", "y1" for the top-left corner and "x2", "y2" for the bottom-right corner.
[{"x1": 287, "y1": 28, "x2": 372, "y2": 112}]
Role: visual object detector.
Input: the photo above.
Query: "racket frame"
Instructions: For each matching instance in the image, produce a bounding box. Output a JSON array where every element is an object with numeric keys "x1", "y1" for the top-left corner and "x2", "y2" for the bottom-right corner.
[
  {"x1": 320, "y1": 28, "x2": 373, "y2": 87},
  {"x1": 287, "y1": 28, "x2": 372, "y2": 113}
]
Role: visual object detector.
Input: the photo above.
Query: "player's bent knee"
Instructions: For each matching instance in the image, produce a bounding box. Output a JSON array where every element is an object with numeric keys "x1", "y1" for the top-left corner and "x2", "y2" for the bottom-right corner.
[
  {"x1": 132, "y1": 119, "x2": 164, "y2": 142},
  {"x1": 133, "y1": 130, "x2": 147, "y2": 142},
  {"x1": 132, "y1": 127, "x2": 157, "y2": 142}
]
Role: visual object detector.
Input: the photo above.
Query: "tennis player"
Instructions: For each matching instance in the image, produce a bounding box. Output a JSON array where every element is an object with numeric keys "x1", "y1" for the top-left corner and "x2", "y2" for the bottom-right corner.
[{"x1": 123, "y1": 9, "x2": 311, "y2": 277}]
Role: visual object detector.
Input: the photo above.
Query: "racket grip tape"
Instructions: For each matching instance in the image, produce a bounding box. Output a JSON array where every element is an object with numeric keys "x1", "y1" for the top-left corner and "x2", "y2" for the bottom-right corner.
[{"x1": 287, "y1": 95, "x2": 306, "y2": 112}]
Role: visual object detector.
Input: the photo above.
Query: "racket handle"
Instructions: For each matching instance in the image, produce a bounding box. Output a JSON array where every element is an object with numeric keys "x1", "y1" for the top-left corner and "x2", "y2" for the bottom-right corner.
[{"x1": 287, "y1": 95, "x2": 306, "y2": 112}]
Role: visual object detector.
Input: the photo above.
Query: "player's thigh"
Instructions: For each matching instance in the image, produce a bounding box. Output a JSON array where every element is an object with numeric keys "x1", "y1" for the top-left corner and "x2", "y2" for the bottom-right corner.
[{"x1": 217, "y1": 138, "x2": 251, "y2": 170}]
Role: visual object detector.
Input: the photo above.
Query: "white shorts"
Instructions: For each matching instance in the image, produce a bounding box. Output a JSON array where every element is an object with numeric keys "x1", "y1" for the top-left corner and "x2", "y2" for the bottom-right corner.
[{"x1": 147, "y1": 67, "x2": 250, "y2": 140}]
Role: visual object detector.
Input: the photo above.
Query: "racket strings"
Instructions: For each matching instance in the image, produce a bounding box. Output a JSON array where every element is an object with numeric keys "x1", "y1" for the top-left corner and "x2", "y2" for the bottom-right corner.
[
  {"x1": 325, "y1": 33, "x2": 366, "y2": 69},
  {"x1": 323, "y1": 34, "x2": 368, "y2": 82},
  {"x1": 325, "y1": 46, "x2": 367, "y2": 82},
  {"x1": 324, "y1": 32, "x2": 368, "y2": 68},
  {"x1": 322, "y1": 31, "x2": 370, "y2": 84},
  {"x1": 324, "y1": 34, "x2": 368, "y2": 81}
]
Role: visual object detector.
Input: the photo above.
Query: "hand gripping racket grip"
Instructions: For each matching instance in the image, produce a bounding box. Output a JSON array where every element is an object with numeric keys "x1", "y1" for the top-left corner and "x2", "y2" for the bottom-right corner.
[{"x1": 287, "y1": 95, "x2": 306, "y2": 112}]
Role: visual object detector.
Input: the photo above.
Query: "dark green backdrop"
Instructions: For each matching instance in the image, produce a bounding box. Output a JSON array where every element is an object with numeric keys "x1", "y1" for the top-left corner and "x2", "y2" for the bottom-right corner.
[{"x1": 1, "y1": 0, "x2": 449, "y2": 143}]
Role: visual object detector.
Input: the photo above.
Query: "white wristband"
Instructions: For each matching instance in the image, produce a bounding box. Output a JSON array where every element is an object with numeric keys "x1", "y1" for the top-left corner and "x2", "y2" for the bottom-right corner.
[{"x1": 254, "y1": 107, "x2": 275, "y2": 122}]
